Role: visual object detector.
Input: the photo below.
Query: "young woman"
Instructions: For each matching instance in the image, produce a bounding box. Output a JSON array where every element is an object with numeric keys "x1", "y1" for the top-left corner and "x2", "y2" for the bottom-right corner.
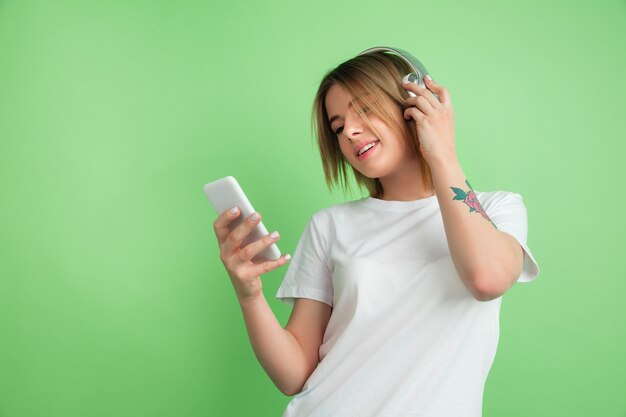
[{"x1": 213, "y1": 47, "x2": 540, "y2": 416}]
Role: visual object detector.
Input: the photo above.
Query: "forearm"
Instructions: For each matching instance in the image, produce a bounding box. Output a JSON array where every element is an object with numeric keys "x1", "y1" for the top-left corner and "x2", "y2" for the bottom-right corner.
[
  {"x1": 429, "y1": 157, "x2": 523, "y2": 300},
  {"x1": 238, "y1": 293, "x2": 310, "y2": 395}
]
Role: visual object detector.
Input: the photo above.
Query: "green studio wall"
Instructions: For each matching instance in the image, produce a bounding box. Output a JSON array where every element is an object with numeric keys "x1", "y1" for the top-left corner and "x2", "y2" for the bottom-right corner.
[{"x1": 0, "y1": 0, "x2": 625, "y2": 416}]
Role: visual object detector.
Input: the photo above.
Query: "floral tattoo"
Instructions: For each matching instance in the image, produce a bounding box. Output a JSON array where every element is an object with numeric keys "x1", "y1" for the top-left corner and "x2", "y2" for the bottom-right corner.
[{"x1": 451, "y1": 180, "x2": 497, "y2": 228}]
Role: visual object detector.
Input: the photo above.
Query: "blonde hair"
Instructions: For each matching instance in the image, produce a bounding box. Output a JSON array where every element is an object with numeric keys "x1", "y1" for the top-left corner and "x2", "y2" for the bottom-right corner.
[{"x1": 312, "y1": 51, "x2": 433, "y2": 198}]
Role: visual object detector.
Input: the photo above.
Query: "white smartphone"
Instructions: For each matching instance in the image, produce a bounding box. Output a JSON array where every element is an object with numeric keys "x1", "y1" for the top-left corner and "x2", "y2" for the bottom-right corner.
[{"x1": 203, "y1": 176, "x2": 281, "y2": 262}]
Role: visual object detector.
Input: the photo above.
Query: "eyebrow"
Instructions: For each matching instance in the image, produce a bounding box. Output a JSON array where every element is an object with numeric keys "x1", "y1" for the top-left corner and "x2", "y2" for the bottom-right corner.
[
  {"x1": 328, "y1": 101, "x2": 352, "y2": 126},
  {"x1": 328, "y1": 93, "x2": 372, "y2": 126}
]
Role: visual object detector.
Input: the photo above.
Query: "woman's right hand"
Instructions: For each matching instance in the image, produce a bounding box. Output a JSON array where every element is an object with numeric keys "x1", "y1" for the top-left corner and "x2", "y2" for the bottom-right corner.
[{"x1": 213, "y1": 207, "x2": 291, "y2": 304}]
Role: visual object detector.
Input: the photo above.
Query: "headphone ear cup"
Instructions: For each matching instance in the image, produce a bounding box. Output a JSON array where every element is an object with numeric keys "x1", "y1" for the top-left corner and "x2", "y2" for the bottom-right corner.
[
  {"x1": 402, "y1": 73, "x2": 419, "y2": 84},
  {"x1": 402, "y1": 73, "x2": 418, "y2": 97}
]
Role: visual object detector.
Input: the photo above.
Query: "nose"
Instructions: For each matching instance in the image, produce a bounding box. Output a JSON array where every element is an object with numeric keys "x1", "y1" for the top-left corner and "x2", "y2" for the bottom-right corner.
[{"x1": 344, "y1": 110, "x2": 365, "y2": 141}]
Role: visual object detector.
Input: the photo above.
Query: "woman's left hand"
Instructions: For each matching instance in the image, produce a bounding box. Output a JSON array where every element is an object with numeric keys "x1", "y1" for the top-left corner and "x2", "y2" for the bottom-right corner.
[{"x1": 403, "y1": 76, "x2": 457, "y2": 166}]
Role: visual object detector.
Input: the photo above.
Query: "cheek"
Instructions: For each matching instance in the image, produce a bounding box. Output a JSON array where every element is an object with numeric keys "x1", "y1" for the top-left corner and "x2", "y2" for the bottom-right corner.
[{"x1": 338, "y1": 140, "x2": 353, "y2": 160}]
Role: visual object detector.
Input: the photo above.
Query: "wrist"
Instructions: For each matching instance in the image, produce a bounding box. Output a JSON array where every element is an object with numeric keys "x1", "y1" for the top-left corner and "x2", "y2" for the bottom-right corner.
[
  {"x1": 238, "y1": 290, "x2": 266, "y2": 310},
  {"x1": 426, "y1": 152, "x2": 461, "y2": 176}
]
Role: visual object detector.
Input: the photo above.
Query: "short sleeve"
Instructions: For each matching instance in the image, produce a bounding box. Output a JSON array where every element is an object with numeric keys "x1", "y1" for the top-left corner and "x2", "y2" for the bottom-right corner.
[
  {"x1": 480, "y1": 192, "x2": 540, "y2": 283},
  {"x1": 275, "y1": 214, "x2": 334, "y2": 306}
]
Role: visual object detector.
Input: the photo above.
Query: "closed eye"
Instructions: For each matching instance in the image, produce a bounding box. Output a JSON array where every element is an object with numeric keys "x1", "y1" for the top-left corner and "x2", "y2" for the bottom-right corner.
[{"x1": 332, "y1": 105, "x2": 369, "y2": 135}]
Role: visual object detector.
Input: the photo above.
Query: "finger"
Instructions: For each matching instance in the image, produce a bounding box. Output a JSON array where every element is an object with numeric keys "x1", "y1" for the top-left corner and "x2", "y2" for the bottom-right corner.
[
  {"x1": 248, "y1": 254, "x2": 292, "y2": 278},
  {"x1": 405, "y1": 95, "x2": 436, "y2": 115},
  {"x1": 404, "y1": 106, "x2": 425, "y2": 123},
  {"x1": 238, "y1": 230, "x2": 282, "y2": 262},
  {"x1": 402, "y1": 82, "x2": 441, "y2": 109},
  {"x1": 423, "y1": 76, "x2": 450, "y2": 106},
  {"x1": 213, "y1": 206, "x2": 241, "y2": 244},
  {"x1": 223, "y1": 211, "x2": 262, "y2": 254}
]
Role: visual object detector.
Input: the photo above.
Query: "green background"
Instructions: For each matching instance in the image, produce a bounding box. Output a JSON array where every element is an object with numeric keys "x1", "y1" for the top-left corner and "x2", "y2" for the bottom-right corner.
[{"x1": 1, "y1": 0, "x2": 625, "y2": 416}]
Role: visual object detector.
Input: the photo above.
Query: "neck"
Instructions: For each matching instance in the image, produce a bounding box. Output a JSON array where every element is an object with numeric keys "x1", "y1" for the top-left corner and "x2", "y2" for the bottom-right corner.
[{"x1": 377, "y1": 159, "x2": 434, "y2": 202}]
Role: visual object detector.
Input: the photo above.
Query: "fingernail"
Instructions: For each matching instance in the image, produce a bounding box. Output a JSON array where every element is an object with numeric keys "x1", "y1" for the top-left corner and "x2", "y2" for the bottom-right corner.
[
  {"x1": 230, "y1": 206, "x2": 239, "y2": 215},
  {"x1": 250, "y1": 212, "x2": 260, "y2": 222},
  {"x1": 270, "y1": 231, "x2": 279, "y2": 239},
  {"x1": 425, "y1": 74, "x2": 432, "y2": 81},
  {"x1": 284, "y1": 254, "x2": 291, "y2": 261}
]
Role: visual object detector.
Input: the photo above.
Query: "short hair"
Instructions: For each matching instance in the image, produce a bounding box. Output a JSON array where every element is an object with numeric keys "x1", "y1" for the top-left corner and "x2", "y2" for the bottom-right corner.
[{"x1": 312, "y1": 50, "x2": 433, "y2": 198}]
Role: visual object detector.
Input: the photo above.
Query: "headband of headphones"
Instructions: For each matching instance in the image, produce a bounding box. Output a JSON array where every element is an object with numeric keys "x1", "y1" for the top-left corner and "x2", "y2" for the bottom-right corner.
[{"x1": 358, "y1": 46, "x2": 432, "y2": 90}]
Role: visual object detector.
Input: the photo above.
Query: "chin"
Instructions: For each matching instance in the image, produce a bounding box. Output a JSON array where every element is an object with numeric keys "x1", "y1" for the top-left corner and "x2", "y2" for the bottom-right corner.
[{"x1": 355, "y1": 168, "x2": 386, "y2": 180}]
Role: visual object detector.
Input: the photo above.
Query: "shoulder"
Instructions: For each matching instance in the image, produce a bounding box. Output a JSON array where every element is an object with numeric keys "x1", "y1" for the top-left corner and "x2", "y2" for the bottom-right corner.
[
  {"x1": 474, "y1": 191, "x2": 529, "y2": 220},
  {"x1": 310, "y1": 198, "x2": 368, "y2": 223},
  {"x1": 475, "y1": 190, "x2": 524, "y2": 210},
  {"x1": 304, "y1": 198, "x2": 368, "y2": 239}
]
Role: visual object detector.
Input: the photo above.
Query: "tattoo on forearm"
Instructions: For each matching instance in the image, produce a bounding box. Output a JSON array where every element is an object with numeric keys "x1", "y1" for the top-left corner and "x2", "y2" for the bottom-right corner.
[{"x1": 451, "y1": 180, "x2": 497, "y2": 229}]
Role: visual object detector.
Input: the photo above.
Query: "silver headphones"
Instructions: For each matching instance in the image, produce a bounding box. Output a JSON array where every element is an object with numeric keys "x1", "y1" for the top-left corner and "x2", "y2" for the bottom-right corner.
[{"x1": 358, "y1": 46, "x2": 438, "y2": 101}]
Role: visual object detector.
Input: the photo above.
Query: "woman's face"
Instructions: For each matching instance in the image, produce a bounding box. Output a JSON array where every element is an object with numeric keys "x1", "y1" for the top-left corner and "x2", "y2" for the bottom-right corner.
[{"x1": 325, "y1": 83, "x2": 418, "y2": 180}]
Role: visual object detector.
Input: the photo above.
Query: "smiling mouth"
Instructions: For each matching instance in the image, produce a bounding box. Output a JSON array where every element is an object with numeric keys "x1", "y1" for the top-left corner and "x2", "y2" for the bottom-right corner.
[{"x1": 357, "y1": 141, "x2": 379, "y2": 160}]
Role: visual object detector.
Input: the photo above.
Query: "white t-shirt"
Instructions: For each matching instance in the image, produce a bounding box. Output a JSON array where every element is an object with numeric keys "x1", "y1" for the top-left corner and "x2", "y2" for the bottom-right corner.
[{"x1": 275, "y1": 191, "x2": 540, "y2": 417}]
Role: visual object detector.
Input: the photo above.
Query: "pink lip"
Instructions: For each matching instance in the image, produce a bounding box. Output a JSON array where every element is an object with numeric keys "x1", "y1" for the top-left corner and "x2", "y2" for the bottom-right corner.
[{"x1": 357, "y1": 141, "x2": 379, "y2": 161}]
